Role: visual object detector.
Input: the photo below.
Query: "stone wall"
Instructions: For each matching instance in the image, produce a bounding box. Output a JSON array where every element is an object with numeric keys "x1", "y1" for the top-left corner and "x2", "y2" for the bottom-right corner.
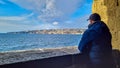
[{"x1": 92, "y1": 0, "x2": 120, "y2": 50}]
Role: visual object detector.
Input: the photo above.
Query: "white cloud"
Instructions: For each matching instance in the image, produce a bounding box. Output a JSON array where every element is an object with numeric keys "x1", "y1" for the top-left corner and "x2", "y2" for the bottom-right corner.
[
  {"x1": 32, "y1": 23, "x2": 59, "y2": 30},
  {"x1": 76, "y1": 15, "x2": 89, "y2": 28},
  {"x1": 0, "y1": 14, "x2": 89, "y2": 33},
  {"x1": 0, "y1": 12, "x2": 35, "y2": 21},
  {"x1": 0, "y1": 13, "x2": 36, "y2": 24},
  {"x1": 0, "y1": 16, "x2": 26, "y2": 21},
  {"x1": 53, "y1": 21, "x2": 58, "y2": 25},
  {"x1": 0, "y1": 21, "x2": 34, "y2": 33},
  {"x1": 0, "y1": 13, "x2": 40, "y2": 33},
  {"x1": 62, "y1": 15, "x2": 89, "y2": 29},
  {"x1": 0, "y1": 0, "x2": 91, "y2": 32},
  {"x1": 0, "y1": 13, "x2": 59, "y2": 33},
  {"x1": 10, "y1": 0, "x2": 84, "y2": 23}
]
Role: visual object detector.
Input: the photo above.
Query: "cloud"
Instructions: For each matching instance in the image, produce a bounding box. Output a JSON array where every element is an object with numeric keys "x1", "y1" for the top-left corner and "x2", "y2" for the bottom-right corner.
[
  {"x1": 0, "y1": 13, "x2": 37, "y2": 24},
  {"x1": 0, "y1": 14, "x2": 89, "y2": 33},
  {"x1": 0, "y1": 13, "x2": 40, "y2": 33},
  {"x1": 0, "y1": 16, "x2": 26, "y2": 21},
  {"x1": 0, "y1": 13, "x2": 59, "y2": 33},
  {"x1": 0, "y1": 0, "x2": 92, "y2": 32},
  {"x1": 10, "y1": 0, "x2": 84, "y2": 23},
  {"x1": 53, "y1": 21, "x2": 58, "y2": 25},
  {"x1": 32, "y1": 23, "x2": 59, "y2": 30},
  {"x1": 0, "y1": 12, "x2": 34, "y2": 20},
  {"x1": 75, "y1": 15, "x2": 89, "y2": 28},
  {"x1": 0, "y1": 21, "x2": 35, "y2": 33},
  {"x1": 61, "y1": 14, "x2": 89, "y2": 29}
]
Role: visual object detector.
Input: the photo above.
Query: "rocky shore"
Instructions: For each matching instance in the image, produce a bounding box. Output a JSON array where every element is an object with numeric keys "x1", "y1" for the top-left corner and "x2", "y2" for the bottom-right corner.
[{"x1": 0, "y1": 46, "x2": 80, "y2": 65}]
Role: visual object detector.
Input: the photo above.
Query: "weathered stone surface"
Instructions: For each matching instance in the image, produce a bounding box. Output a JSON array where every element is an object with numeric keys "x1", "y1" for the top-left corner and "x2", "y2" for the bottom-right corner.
[
  {"x1": 0, "y1": 46, "x2": 79, "y2": 65},
  {"x1": 92, "y1": 0, "x2": 120, "y2": 50}
]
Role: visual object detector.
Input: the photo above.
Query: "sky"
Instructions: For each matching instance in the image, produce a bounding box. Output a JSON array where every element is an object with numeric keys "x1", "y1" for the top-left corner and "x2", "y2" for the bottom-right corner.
[{"x1": 0, "y1": 0, "x2": 93, "y2": 33}]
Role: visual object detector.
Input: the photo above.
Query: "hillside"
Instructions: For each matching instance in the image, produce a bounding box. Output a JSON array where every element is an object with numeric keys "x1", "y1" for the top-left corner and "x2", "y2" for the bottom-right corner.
[{"x1": 7, "y1": 29, "x2": 86, "y2": 34}]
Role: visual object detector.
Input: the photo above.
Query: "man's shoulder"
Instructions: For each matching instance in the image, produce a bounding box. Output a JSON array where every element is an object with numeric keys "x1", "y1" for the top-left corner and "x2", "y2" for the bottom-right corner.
[
  {"x1": 84, "y1": 28, "x2": 97, "y2": 36},
  {"x1": 87, "y1": 27, "x2": 97, "y2": 32},
  {"x1": 89, "y1": 22, "x2": 104, "y2": 33}
]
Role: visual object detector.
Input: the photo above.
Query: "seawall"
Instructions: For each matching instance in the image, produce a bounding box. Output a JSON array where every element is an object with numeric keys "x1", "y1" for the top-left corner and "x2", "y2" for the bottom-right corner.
[{"x1": 0, "y1": 46, "x2": 79, "y2": 65}]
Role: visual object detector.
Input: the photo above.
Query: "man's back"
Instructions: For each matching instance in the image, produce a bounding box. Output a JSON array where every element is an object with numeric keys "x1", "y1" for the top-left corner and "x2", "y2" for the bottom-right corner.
[
  {"x1": 78, "y1": 21, "x2": 115, "y2": 68},
  {"x1": 88, "y1": 21, "x2": 112, "y2": 58},
  {"x1": 78, "y1": 21, "x2": 112, "y2": 54}
]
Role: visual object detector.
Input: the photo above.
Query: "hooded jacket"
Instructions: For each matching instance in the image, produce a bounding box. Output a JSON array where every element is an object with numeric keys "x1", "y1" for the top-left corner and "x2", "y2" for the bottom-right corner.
[{"x1": 78, "y1": 21, "x2": 113, "y2": 63}]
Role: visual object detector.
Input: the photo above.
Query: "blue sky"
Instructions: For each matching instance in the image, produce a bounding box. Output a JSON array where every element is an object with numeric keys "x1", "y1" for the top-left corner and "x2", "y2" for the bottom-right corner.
[{"x1": 0, "y1": 0, "x2": 92, "y2": 33}]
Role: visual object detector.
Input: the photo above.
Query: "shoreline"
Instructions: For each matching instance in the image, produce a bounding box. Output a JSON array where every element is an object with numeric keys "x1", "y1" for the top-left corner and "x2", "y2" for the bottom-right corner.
[{"x1": 0, "y1": 46, "x2": 80, "y2": 65}]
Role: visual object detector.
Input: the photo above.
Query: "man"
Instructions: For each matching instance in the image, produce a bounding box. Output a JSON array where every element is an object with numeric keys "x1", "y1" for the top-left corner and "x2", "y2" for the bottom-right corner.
[{"x1": 78, "y1": 13, "x2": 115, "y2": 68}]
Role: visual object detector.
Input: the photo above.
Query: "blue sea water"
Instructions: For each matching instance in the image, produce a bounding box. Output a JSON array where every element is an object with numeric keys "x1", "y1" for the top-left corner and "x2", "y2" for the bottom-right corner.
[{"x1": 0, "y1": 34, "x2": 82, "y2": 52}]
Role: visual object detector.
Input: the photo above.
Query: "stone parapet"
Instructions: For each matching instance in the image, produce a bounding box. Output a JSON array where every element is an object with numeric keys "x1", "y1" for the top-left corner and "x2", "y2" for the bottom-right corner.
[{"x1": 0, "y1": 46, "x2": 79, "y2": 65}]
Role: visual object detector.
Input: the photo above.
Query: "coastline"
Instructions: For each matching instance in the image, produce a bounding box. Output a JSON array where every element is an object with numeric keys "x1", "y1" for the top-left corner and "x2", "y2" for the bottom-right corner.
[
  {"x1": 0, "y1": 46, "x2": 80, "y2": 65},
  {"x1": 7, "y1": 29, "x2": 85, "y2": 35}
]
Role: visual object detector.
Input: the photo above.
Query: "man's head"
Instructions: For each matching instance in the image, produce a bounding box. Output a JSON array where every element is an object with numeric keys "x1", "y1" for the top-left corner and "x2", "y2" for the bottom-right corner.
[{"x1": 87, "y1": 13, "x2": 101, "y2": 24}]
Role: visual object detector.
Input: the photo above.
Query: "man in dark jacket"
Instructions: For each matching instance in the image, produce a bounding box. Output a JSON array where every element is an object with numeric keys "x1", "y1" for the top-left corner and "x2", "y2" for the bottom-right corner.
[{"x1": 78, "y1": 13, "x2": 115, "y2": 68}]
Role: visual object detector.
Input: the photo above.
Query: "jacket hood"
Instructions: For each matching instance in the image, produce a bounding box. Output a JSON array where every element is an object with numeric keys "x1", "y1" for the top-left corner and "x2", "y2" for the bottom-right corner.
[{"x1": 88, "y1": 21, "x2": 110, "y2": 34}]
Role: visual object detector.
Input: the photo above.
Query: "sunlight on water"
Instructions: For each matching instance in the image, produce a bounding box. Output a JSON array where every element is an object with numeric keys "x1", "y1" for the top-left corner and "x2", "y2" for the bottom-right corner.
[{"x1": 0, "y1": 34, "x2": 82, "y2": 52}]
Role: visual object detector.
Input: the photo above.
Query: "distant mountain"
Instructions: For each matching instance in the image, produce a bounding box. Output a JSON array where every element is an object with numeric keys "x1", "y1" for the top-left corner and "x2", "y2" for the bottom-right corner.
[{"x1": 7, "y1": 29, "x2": 86, "y2": 34}]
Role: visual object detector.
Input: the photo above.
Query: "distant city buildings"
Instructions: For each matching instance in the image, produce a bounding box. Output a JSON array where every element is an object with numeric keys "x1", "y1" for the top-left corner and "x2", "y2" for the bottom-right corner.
[{"x1": 7, "y1": 29, "x2": 86, "y2": 34}]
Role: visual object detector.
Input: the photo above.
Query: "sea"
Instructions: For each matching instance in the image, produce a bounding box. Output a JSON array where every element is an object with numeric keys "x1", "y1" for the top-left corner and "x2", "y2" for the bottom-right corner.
[{"x1": 0, "y1": 34, "x2": 82, "y2": 52}]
